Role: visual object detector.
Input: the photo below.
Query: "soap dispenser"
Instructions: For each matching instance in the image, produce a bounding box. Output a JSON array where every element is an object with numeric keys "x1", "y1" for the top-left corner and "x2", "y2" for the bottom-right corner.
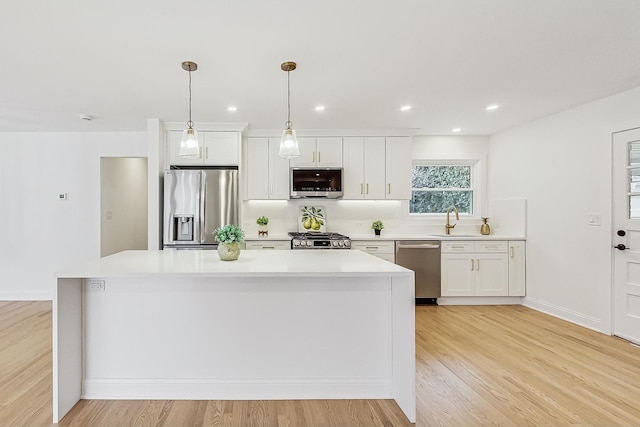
[{"x1": 480, "y1": 217, "x2": 491, "y2": 235}]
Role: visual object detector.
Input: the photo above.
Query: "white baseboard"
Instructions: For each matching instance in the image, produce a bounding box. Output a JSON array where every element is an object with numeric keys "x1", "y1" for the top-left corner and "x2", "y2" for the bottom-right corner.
[
  {"x1": 523, "y1": 297, "x2": 602, "y2": 332},
  {"x1": 438, "y1": 296, "x2": 524, "y2": 306},
  {"x1": 0, "y1": 290, "x2": 53, "y2": 301},
  {"x1": 82, "y1": 378, "x2": 393, "y2": 400}
]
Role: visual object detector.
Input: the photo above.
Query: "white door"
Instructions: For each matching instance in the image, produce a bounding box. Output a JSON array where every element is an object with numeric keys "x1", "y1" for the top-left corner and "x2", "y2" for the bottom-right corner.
[{"x1": 612, "y1": 127, "x2": 640, "y2": 344}]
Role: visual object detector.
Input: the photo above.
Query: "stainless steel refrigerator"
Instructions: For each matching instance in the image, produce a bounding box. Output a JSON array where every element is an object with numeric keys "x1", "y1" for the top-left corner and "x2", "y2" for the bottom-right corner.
[{"x1": 163, "y1": 168, "x2": 239, "y2": 249}]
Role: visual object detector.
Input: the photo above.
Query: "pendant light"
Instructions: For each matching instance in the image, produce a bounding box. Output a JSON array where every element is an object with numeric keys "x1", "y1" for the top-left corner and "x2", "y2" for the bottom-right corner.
[
  {"x1": 179, "y1": 61, "x2": 200, "y2": 158},
  {"x1": 278, "y1": 61, "x2": 300, "y2": 159}
]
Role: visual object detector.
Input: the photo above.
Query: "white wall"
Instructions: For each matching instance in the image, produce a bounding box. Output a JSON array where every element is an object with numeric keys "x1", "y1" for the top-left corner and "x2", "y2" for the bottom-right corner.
[
  {"x1": 0, "y1": 132, "x2": 146, "y2": 300},
  {"x1": 488, "y1": 86, "x2": 640, "y2": 332}
]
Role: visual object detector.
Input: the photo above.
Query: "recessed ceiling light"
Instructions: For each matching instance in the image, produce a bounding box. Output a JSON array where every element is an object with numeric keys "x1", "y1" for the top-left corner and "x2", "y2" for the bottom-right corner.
[
  {"x1": 485, "y1": 104, "x2": 499, "y2": 111},
  {"x1": 452, "y1": 128, "x2": 461, "y2": 132},
  {"x1": 400, "y1": 105, "x2": 412, "y2": 111},
  {"x1": 315, "y1": 106, "x2": 325, "y2": 111},
  {"x1": 227, "y1": 106, "x2": 238, "y2": 112}
]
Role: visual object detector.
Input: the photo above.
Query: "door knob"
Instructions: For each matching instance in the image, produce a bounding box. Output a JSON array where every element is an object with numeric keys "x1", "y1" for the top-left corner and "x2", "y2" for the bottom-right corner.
[
  {"x1": 614, "y1": 243, "x2": 628, "y2": 251},
  {"x1": 617, "y1": 230, "x2": 626, "y2": 237}
]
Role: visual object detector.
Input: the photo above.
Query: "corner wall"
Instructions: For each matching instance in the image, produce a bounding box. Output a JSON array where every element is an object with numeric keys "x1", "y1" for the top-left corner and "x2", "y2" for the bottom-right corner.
[
  {"x1": 0, "y1": 132, "x2": 146, "y2": 300},
  {"x1": 488, "y1": 86, "x2": 640, "y2": 333}
]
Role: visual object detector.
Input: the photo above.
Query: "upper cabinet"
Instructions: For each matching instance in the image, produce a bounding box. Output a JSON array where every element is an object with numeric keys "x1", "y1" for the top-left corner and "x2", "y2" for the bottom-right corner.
[
  {"x1": 245, "y1": 137, "x2": 290, "y2": 200},
  {"x1": 168, "y1": 131, "x2": 240, "y2": 167},
  {"x1": 342, "y1": 136, "x2": 411, "y2": 200},
  {"x1": 290, "y1": 137, "x2": 342, "y2": 168},
  {"x1": 385, "y1": 137, "x2": 411, "y2": 200},
  {"x1": 343, "y1": 137, "x2": 386, "y2": 199}
]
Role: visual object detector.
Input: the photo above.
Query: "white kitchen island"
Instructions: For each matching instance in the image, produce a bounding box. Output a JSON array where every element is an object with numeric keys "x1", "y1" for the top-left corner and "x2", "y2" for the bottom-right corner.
[{"x1": 54, "y1": 249, "x2": 415, "y2": 423}]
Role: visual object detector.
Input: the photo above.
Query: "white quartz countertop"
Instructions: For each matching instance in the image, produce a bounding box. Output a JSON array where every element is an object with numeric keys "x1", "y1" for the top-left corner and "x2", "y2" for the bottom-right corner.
[{"x1": 58, "y1": 249, "x2": 413, "y2": 278}]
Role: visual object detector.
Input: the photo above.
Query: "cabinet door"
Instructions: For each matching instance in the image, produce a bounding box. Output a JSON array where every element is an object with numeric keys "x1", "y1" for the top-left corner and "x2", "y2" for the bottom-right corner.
[
  {"x1": 342, "y1": 137, "x2": 365, "y2": 199},
  {"x1": 508, "y1": 241, "x2": 526, "y2": 296},
  {"x1": 203, "y1": 132, "x2": 239, "y2": 166},
  {"x1": 474, "y1": 254, "x2": 509, "y2": 296},
  {"x1": 168, "y1": 131, "x2": 204, "y2": 166},
  {"x1": 316, "y1": 137, "x2": 342, "y2": 167},
  {"x1": 364, "y1": 137, "x2": 387, "y2": 199},
  {"x1": 268, "y1": 138, "x2": 290, "y2": 199},
  {"x1": 441, "y1": 254, "x2": 475, "y2": 296},
  {"x1": 246, "y1": 138, "x2": 270, "y2": 199},
  {"x1": 385, "y1": 137, "x2": 411, "y2": 199},
  {"x1": 289, "y1": 138, "x2": 316, "y2": 167}
]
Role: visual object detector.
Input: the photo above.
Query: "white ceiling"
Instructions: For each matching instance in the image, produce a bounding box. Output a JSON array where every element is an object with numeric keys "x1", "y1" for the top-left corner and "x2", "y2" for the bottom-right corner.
[{"x1": 1, "y1": 0, "x2": 640, "y2": 135}]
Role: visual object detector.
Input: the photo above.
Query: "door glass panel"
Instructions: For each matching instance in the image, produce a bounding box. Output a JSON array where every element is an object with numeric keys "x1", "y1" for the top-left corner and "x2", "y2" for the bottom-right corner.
[
  {"x1": 630, "y1": 195, "x2": 640, "y2": 219},
  {"x1": 629, "y1": 168, "x2": 640, "y2": 193},
  {"x1": 630, "y1": 142, "x2": 640, "y2": 165}
]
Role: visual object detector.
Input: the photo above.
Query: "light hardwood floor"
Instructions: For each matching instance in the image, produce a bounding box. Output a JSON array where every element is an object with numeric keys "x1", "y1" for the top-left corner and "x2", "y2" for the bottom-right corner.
[{"x1": 1, "y1": 301, "x2": 639, "y2": 426}]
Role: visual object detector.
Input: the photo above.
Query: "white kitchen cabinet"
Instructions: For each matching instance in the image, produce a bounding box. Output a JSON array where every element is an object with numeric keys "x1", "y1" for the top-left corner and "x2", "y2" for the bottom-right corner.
[
  {"x1": 508, "y1": 240, "x2": 526, "y2": 296},
  {"x1": 290, "y1": 137, "x2": 342, "y2": 168},
  {"x1": 245, "y1": 240, "x2": 291, "y2": 250},
  {"x1": 246, "y1": 138, "x2": 290, "y2": 200},
  {"x1": 351, "y1": 240, "x2": 395, "y2": 263},
  {"x1": 441, "y1": 241, "x2": 509, "y2": 296},
  {"x1": 168, "y1": 131, "x2": 240, "y2": 166},
  {"x1": 342, "y1": 136, "x2": 411, "y2": 200},
  {"x1": 385, "y1": 137, "x2": 412, "y2": 200},
  {"x1": 343, "y1": 137, "x2": 386, "y2": 199}
]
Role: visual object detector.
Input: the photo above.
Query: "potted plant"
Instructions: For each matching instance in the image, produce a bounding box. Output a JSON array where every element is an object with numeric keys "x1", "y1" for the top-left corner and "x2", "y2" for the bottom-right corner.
[
  {"x1": 214, "y1": 225, "x2": 245, "y2": 261},
  {"x1": 256, "y1": 216, "x2": 269, "y2": 237},
  {"x1": 371, "y1": 220, "x2": 384, "y2": 236}
]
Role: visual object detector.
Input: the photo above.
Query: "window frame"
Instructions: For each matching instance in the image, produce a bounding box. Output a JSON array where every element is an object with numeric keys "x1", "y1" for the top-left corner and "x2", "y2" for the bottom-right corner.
[{"x1": 409, "y1": 155, "x2": 485, "y2": 219}]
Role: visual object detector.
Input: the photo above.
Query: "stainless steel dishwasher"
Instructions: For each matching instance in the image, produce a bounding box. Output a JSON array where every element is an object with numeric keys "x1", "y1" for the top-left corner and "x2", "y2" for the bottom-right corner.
[{"x1": 395, "y1": 240, "x2": 441, "y2": 304}]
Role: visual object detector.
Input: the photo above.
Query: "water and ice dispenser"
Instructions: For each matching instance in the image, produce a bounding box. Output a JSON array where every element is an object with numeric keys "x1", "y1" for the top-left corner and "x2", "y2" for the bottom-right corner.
[{"x1": 172, "y1": 215, "x2": 194, "y2": 241}]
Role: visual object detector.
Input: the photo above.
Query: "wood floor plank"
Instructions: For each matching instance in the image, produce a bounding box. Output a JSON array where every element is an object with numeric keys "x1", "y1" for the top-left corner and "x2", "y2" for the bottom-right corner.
[{"x1": 1, "y1": 301, "x2": 640, "y2": 426}]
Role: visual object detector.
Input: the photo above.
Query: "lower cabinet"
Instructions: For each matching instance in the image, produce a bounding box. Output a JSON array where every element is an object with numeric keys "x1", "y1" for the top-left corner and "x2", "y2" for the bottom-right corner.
[
  {"x1": 441, "y1": 241, "x2": 519, "y2": 297},
  {"x1": 245, "y1": 240, "x2": 291, "y2": 250},
  {"x1": 508, "y1": 241, "x2": 526, "y2": 296},
  {"x1": 351, "y1": 240, "x2": 395, "y2": 262}
]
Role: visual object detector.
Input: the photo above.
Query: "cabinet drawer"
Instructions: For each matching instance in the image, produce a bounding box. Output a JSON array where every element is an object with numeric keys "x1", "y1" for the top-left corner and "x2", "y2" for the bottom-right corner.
[
  {"x1": 351, "y1": 240, "x2": 395, "y2": 253},
  {"x1": 245, "y1": 240, "x2": 290, "y2": 250},
  {"x1": 476, "y1": 241, "x2": 507, "y2": 252},
  {"x1": 441, "y1": 241, "x2": 475, "y2": 253}
]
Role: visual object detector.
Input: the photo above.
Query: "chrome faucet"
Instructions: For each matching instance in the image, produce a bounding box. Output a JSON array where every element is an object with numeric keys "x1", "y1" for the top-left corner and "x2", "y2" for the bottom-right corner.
[{"x1": 445, "y1": 206, "x2": 459, "y2": 235}]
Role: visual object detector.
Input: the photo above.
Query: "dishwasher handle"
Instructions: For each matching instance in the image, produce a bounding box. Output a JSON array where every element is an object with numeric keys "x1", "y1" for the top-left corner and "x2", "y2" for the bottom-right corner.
[{"x1": 396, "y1": 243, "x2": 440, "y2": 250}]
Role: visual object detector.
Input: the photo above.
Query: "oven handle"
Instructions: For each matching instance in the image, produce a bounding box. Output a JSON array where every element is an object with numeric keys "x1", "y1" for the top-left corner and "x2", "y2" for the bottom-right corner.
[{"x1": 396, "y1": 243, "x2": 440, "y2": 249}]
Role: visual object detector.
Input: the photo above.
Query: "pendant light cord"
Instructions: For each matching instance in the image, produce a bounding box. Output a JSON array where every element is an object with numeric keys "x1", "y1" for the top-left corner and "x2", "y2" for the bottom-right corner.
[
  {"x1": 187, "y1": 68, "x2": 193, "y2": 129},
  {"x1": 286, "y1": 70, "x2": 292, "y2": 129}
]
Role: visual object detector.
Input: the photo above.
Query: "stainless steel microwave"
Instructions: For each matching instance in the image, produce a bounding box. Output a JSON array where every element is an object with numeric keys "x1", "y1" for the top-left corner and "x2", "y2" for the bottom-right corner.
[{"x1": 290, "y1": 168, "x2": 343, "y2": 199}]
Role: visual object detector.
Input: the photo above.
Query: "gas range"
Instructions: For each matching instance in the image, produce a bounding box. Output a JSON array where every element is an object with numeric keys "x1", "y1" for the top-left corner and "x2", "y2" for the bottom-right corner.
[{"x1": 288, "y1": 232, "x2": 352, "y2": 249}]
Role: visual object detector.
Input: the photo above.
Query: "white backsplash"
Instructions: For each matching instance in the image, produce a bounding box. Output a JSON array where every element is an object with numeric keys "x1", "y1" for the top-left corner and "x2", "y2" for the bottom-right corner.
[{"x1": 242, "y1": 198, "x2": 526, "y2": 237}]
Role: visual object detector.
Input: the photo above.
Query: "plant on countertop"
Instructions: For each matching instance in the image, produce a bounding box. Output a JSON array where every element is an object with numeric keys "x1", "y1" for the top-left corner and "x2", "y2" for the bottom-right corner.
[
  {"x1": 214, "y1": 225, "x2": 245, "y2": 244},
  {"x1": 256, "y1": 216, "x2": 269, "y2": 226},
  {"x1": 371, "y1": 220, "x2": 384, "y2": 231}
]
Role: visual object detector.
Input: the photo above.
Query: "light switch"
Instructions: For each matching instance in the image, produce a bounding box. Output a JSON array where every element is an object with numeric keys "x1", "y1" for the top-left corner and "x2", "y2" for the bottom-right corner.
[{"x1": 587, "y1": 213, "x2": 601, "y2": 226}]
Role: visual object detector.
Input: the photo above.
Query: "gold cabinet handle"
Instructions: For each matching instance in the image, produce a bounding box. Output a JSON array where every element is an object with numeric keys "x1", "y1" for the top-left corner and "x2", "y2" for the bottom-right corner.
[
  {"x1": 366, "y1": 183, "x2": 369, "y2": 194},
  {"x1": 318, "y1": 151, "x2": 321, "y2": 163},
  {"x1": 476, "y1": 259, "x2": 480, "y2": 270},
  {"x1": 205, "y1": 146, "x2": 209, "y2": 159},
  {"x1": 360, "y1": 183, "x2": 363, "y2": 194},
  {"x1": 388, "y1": 183, "x2": 391, "y2": 194},
  {"x1": 510, "y1": 247, "x2": 515, "y2": 258},
  {"x1": 470, "y1": 259, "x2": 474, "y2": 271}
]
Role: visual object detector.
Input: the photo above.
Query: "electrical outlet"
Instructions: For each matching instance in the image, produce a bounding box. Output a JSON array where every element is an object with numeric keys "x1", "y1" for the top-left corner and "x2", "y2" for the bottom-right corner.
[{"x1": 88, "y1": 280, "x2": 105, "y2": 291}]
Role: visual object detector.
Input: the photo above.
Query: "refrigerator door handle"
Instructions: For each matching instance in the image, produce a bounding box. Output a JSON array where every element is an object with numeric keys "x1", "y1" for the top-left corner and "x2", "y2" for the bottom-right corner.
[{"x1": 200, "y1": 171, "x2": 206, "y2": 243}]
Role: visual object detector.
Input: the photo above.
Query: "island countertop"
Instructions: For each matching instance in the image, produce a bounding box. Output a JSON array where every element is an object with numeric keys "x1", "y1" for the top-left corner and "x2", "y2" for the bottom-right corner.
[{"x1": 58, "y1": 249, "x2": 412, "y2": 278}]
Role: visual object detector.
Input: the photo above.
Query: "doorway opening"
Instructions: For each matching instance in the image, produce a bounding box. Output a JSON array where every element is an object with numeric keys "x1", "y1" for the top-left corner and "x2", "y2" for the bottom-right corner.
[{"x1": 100, "y1": 157, "x2": 148, "y2": 257}]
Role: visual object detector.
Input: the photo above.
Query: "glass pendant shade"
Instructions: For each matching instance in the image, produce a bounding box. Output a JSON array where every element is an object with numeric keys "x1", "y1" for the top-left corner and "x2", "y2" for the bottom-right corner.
[
  {"x1": 279, "y1": 128, "x2": 300, "y2": 159},
  {"x1": 179, "y1": 127, "x2": 200, "y2": 158}
]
